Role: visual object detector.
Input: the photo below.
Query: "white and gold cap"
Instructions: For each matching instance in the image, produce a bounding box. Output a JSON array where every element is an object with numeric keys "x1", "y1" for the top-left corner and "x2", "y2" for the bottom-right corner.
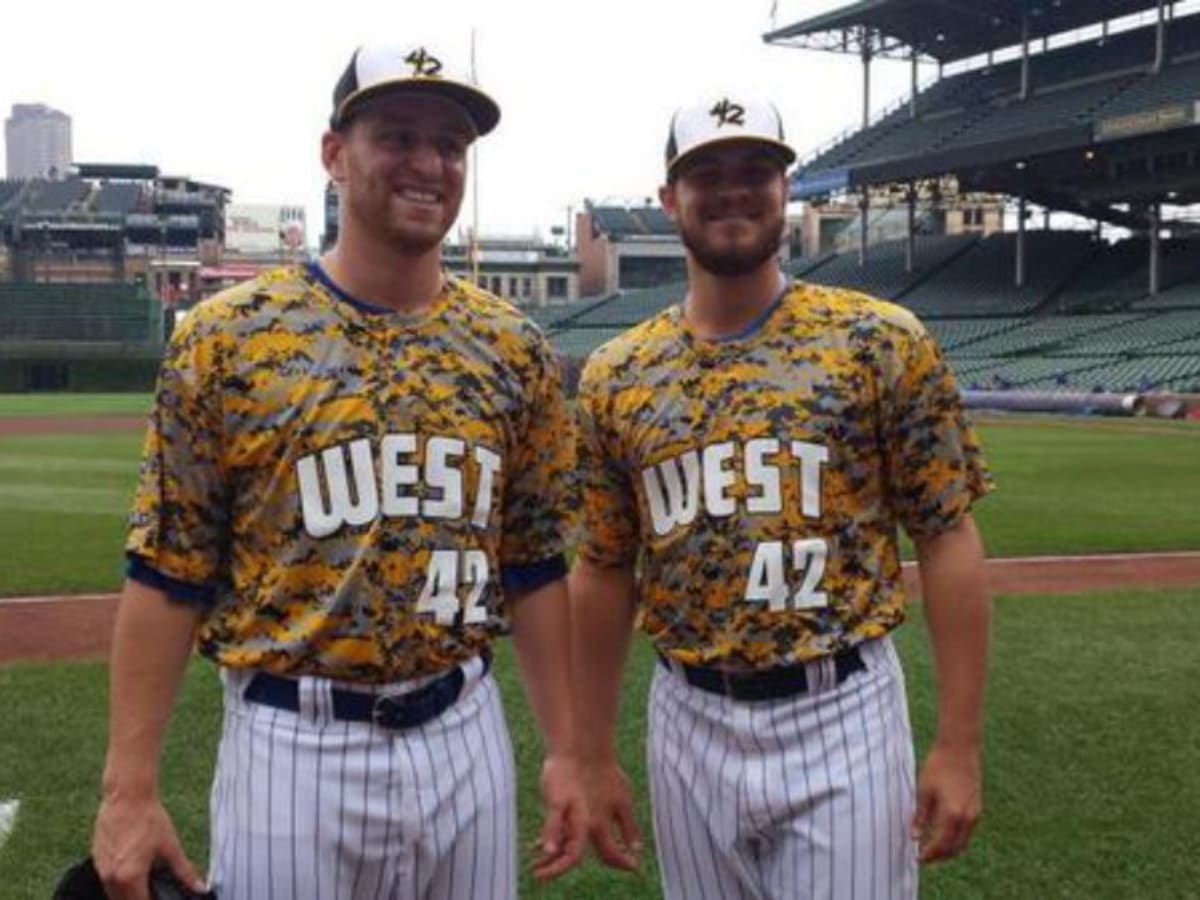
[
  {"x1": 665, "y1": 96, "x2": 796, "y2": 177},
  {"x1": 330, "y1": 43, "x2": 500, "y2": 136}
]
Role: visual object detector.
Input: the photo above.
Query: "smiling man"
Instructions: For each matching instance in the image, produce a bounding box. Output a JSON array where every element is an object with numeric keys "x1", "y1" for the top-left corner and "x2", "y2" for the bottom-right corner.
[
  {"x1": 89, "y1": 43, "x2": 584, "y2": 900},
  {"x1": 572, "y1": 96, "x2": 995, "y2": 899}
]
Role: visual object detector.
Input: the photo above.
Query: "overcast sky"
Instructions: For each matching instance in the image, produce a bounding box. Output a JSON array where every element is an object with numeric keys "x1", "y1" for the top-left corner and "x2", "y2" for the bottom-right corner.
[{"x1": 2, "y1": 0, "x2": 923, "y2": 244}]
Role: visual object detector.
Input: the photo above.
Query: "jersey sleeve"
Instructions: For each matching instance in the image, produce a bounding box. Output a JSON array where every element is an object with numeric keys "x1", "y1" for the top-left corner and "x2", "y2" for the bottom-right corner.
[
  {"x1": 499, "y1": 331, "x2": 575, "y2": 570},
  {"x1": 575, "y1": 354, "x2": 640, "y2": 567},
  {"x1": 880, "y1": 319, "x2": 994, "y2": 539},
  {"x1": 125, "y1": 310, "x2": 232, "y2": 592}
]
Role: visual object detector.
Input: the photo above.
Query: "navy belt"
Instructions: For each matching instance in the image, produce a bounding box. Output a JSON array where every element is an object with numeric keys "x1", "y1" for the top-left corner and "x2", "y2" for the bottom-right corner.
[
  {"x1": 243, "y1": 649, "x2": 491, "y2": 730},
  {"x1": 658, "y1": 645, "x2": 865, "y2": 702}
]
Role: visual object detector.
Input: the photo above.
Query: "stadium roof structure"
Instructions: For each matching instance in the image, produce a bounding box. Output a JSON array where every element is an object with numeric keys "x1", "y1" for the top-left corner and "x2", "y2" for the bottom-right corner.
[
  {"x1": 771, "y1": 1, "x2": 1200, "y2": 298},
  {"x1": 765, "y1": 1, "x2": 1168, "y2": 62},
  {"x1": 74, "y1": 163, "x2": 160, "y2": 181},
  {"x1": 787, "y1": 10, "x2": 1200, "y2": 210}
]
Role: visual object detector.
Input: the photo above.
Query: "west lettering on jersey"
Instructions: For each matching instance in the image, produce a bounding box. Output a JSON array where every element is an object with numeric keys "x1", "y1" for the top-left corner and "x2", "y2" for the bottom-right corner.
[
  {"x1": 641, "y1": 438, "x2": 828, "y2": 537},
  {"x1": 297, "y1": 434, "x2": 501, "y2": 539},
  {"x1": 640, "y1": 437, "x2": 832, "y2": 612}
]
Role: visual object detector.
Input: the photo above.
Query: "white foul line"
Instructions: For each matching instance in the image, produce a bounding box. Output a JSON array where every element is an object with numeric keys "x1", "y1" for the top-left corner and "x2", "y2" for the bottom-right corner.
[{"x1": 0, "y1": 593, "x2": 119, "y2": 606}]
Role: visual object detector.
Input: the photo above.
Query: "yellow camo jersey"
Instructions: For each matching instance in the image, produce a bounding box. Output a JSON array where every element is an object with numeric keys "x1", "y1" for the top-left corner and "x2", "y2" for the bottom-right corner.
[
  {"x1": 127, "y1": 265, "x2": 574, "y2": 682},
  {"x1": 576, "y1": 281, "x2": 993, "y2": 669}
]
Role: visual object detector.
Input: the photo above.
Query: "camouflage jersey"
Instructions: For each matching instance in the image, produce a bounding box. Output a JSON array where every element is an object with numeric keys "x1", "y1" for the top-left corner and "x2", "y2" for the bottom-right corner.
[
  {"x1": 127, "y1": 264, "x2": 574, "y2": 683},
  {"x1": 576, "y1": 280, "x2": 993, "y2": 670}
]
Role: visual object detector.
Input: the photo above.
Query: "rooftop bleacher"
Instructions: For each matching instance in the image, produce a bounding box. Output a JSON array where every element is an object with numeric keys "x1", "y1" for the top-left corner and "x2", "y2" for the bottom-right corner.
[
  {"x1": 632, "y1": 207, "x2": 675, "y2": 234},
  {"x1": 588, "y1": 204, "x2": 676, "y2": 238},
  {"x1": 24, "y1": 178, "x2": 90, "y2": 212},
  {"x1": 94, "y1": 182, "x2": 144, "y2": 215},
  {"x1": 590, "y1": 207, "x2": 642, "y2": 236},
  {"x1": 0, "y1": 180, "x2": 28, "y2": 212}
]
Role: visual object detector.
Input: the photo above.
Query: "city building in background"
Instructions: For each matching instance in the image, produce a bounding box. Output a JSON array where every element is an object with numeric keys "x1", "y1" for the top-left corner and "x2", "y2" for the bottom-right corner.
[
  {"x1": 443, "y1": 233, "x2": 579, "y2": 305},
  {"x1": 575, "y1": 200, "x2": 687, "y2": 297},
  {"x1": 5, "y1": 103, "x2": 72, "y2": 180},
  {"x1": 0, "y1": 163, "x2": 229, "y2": 300}
]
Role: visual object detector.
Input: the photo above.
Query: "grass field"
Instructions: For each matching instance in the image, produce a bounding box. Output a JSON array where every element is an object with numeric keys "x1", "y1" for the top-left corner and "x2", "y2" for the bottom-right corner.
[
  {"x1": 0, "y1": 394, "x2": 152, "y2": 418},
  {"x1": 1, "y1": 408, "x2": 1197, "y2": 596},
  {"x1": 1, "y1": 589, "x2": 1198, "y2": 899},
  {"x1": 0, "y1": 433, "x2": 143, "y2": 595},
  {"x1": 1, "y1": 396, "x2": 1198, "y2": 897}
]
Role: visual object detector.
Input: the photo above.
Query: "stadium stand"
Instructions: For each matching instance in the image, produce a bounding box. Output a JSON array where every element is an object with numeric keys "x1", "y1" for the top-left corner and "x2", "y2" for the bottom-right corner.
[
  {"x1": 802, "y1": 233, "x2": 974, "y2": 299},
  {"x1": 786, "y1": 252, "x2": 838, "y2": 277},
  {"x1": 546, "y1": 327, "x2": 630, "y2": 359},
  {"x1": 1056, "y1": 238, "x2": 1200, "y2": 312},
  {"x1": 1145, "y1": 281, "x2": 1200, "y2": 310},
  {"x1": 547, "y1": 247, "x2": 1200, "y2": 394},
  {"x1": 748, "y1": 1, "x2": 1200, "y2": 407},
  {"x1": 569, "y1": 282, "x2": 684, "y2": 328},
  {"x1": 924, "y1": 317, "x2": 1028, "y2": 351},
  {"x1": 1055, "y1": 310, "x2": 1200, "y2": 354},
  {"x1": 800, "y1": 14, "x2": 1200, "y2": 176},
  {"x1": 902, "y1": 232, "x2": 1097, "y2": 316}
]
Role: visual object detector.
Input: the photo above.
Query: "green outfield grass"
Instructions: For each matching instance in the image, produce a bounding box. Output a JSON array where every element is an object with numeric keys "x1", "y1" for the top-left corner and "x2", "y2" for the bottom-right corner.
[
  {"x1": 1, "y1": 415, "x2": 1197, "y2": 596},
  {"x1": 1, "y1": 589, "x2": 1197, "y2": 899},
  {"x1": 971, "y1": 420, "x2": 1200, "y2": 557},
  {"x1": 0, "y1": 394, "x2": 152, "y2": 418},
  {"x1": 0, "y1": 434, "x2": 142, "y2": 595}
]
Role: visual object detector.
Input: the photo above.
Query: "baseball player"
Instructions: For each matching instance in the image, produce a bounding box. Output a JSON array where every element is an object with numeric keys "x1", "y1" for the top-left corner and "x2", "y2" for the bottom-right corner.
[
  {"x1": 90, "y1": 43, "x2": 584, "y2": 900},
  {"x1": 571, "y1": 96, "x2": 994, "y2": 899}
]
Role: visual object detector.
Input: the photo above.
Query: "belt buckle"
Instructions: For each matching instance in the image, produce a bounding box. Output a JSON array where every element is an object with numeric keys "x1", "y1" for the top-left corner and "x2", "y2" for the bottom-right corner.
[
  {"x1": 372, "y1": 693, "x2": 411, "y2": 730},
  {"x1": 370, "y1": 672, "x2": 458, "y2": 730}
]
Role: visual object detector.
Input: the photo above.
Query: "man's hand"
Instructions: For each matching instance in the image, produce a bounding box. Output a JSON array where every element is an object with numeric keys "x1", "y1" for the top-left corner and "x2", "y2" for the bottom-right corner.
[
  {"x1": 92, "y1": 792, "x2": 205, "y2": 900},
  {"x1": 530, "y1": 754, "x2": 587, "y2": 882},
  {"x1": 911, "y1": 741, "x2": 982, "y2": 864},
  {"x1": 581, "y1": 759, "x2": 643, "y2": 871}
]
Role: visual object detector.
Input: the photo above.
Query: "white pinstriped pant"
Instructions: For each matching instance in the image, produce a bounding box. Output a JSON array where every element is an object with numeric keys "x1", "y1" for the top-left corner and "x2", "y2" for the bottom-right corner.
[
  {"x1": 648, "y1": 636, "x2": 918, "y2": 900},
  {"x1": 209, "y1": 657, "x2": 516, "y2": 900}
]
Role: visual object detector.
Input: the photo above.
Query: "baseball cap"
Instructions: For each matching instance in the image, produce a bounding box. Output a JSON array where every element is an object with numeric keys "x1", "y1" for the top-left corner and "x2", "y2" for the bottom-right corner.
[
  {"x1": 330, "y1": 44, "x2": 501, "y2": 136},
  {"x1": 665, "y1": 97, "x2": 796, "y2": 177}
]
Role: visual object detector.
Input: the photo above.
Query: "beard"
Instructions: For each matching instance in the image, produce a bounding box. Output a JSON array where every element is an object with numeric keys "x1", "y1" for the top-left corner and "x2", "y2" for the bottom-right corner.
[{"x1": 677, "y1": 207, "x2": 784, "y2": 278}]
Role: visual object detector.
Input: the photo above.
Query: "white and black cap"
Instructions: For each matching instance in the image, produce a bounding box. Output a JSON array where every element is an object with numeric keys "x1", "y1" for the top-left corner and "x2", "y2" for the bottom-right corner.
[
  {"x1": 665, "y1": 97, "x2": 796, "y2": 177},
  {"x1": 330, "y1": 43, "x2": 501, "y2": 135}
]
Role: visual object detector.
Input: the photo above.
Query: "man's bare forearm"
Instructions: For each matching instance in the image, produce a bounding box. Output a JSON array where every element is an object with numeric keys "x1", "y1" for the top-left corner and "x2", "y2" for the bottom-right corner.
[
  {"x1": 509, "y1": 578, "x2": 576, "y2": 756},
  {"x1": 101, "y1": 579, "x2": 203, "y2": 798},
  {"x1": 569, "y1": 558, "x2": 637, "y2": 764},
  {"x1": 915, "y1": 514, "x2": 991, "y2": 748}
]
